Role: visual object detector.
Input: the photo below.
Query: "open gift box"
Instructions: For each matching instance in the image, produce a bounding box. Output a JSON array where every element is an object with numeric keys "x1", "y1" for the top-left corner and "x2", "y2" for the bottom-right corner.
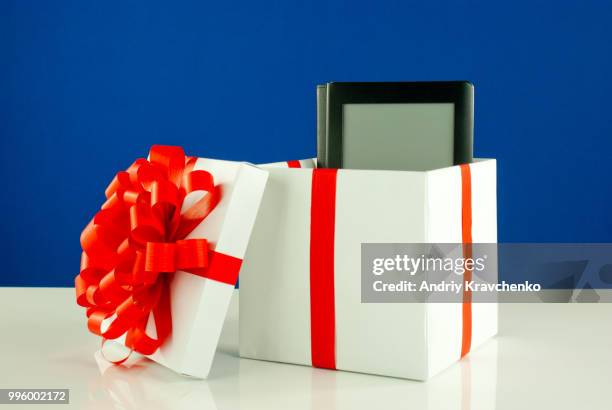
[{"x1": 239, "y1": 159, "x2": 497, "y2": 380}]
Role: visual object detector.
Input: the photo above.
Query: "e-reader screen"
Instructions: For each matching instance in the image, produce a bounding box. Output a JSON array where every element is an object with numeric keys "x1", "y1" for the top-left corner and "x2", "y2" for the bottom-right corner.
[{"x1": 341, "y1": 103, "x2": 455, "y2": 171}]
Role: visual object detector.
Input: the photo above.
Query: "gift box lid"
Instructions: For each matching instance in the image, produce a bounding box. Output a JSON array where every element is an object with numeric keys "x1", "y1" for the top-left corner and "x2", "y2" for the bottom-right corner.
[
  {"x1": 148, "y1": 158, "x2": 268, "y2": 378},
  {"x1": 80, "y1": 149, "x2": 269, "y2": 379}
]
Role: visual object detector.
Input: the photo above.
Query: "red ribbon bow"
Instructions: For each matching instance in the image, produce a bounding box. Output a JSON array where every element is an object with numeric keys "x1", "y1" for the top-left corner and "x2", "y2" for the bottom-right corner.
[{"x1": 75, "y1": 145, "x2": 221, "y2": 356}]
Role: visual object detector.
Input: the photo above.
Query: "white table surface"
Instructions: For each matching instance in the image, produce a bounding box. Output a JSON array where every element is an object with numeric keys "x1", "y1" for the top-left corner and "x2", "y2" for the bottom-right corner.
[{"x1": 0, "y1": 288, "x2": 610, "y2": 409}]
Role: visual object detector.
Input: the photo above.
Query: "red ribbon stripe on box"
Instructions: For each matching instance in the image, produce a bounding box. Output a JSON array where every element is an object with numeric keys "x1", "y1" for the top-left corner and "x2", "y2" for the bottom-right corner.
[
  {"x1": 309, "y1": 169, "x2": 338, "y2": 369},
  {"x1": 286, "y1": 160, "x2": 302, "y2": 168},
  {"x1": 460, "y1": 164, "x2": 473, "y2": 358},
  {"x1": 75, "y1": 145, "x2": 242, "y2": 360},
  {"x1": 308, "y1": 165, "x2": 474, "y2": 369}
]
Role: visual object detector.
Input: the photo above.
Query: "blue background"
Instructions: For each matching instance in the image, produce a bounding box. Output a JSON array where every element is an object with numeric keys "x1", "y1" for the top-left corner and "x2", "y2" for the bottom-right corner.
[{"x1": 2, "y1": 1, "x2": 611, "y2": 287}]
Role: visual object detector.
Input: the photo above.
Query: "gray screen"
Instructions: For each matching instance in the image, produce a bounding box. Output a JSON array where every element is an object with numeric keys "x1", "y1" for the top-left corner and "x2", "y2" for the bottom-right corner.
[{"x1": 342, "y1": 103, "x2": 455, "y2": 171}]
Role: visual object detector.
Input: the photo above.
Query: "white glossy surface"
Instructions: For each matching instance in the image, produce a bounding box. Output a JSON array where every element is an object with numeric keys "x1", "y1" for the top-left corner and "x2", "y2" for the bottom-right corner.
[{"x1": 0, "y1": 288, "x2": 611, "y2": 409}]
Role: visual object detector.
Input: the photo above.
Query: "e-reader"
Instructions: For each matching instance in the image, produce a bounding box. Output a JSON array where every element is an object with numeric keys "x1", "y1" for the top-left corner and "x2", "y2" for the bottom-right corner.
[{"x1": 317, "y1": 82, "x2": 474, "y2": 171}]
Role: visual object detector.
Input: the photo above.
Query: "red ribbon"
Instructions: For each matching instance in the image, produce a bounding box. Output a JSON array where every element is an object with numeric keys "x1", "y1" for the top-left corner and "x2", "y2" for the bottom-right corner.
[
  {"x1": 460, "y1": 164, "x2": 473, "y2": 358},
  {"x1": 75, "y1": 145, "x2": 241, "y2": 358},
  {"x1": 308, "y1": 165, "x2": 475, "y2": 368},
  {"x1": 309, "y1": 169, "x2": 338, "y2": 369},
  {"x1": 286, "y1": 160, "x2": 302, "y2": 168}
]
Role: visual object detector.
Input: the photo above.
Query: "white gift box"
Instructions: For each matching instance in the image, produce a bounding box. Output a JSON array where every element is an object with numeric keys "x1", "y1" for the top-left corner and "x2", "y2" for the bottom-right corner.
[
  {"x1": 239, "y1": 159, "x2": 497, "y2": 380},
  {"x1": 107, "y1": 158, "x2": 268, "y2": 378}
]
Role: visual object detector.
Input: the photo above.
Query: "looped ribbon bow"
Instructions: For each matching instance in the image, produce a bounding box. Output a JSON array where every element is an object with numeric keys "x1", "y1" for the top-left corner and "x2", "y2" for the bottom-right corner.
[{"x1": 75, "y1": 145, "x2": 222, "y2": 358}]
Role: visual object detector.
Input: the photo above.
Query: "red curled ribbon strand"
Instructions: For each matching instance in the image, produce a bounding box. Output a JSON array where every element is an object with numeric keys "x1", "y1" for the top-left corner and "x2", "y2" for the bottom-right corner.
[{"x1": 75, "y1": 145, "x2": 226, "y2": 356}]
